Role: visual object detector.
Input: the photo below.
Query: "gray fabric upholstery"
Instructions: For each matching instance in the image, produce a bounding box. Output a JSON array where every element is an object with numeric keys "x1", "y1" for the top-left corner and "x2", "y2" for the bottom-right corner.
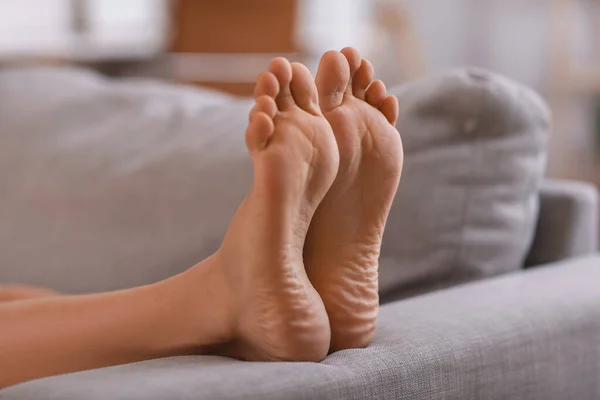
[
  {"x1": 3, "y1": 255, "x2": 599, "y2": 400},
  {"x1": 380, "y1": 68, "x2": 550, "y2": 298},
  {"x1": 0, "y1": 67, "x2": 549, "y2": 298},
  {"x1": 0, "y1": 67, "x2": 253, "y2": 293},
  {"x1": 526, "y1": 178, "x2": 599, "y2": 267},
  {"x1": 381, "y1": 177, "x2": 600, "y2": 304}
]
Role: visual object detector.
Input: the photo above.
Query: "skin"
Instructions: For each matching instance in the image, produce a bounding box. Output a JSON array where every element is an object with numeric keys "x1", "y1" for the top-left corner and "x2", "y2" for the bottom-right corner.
[
  {"x1": 0, "y1": 56, "x2": 336, "y2": 389},
  {"x1": 0, "y1": 48, "x2": 403, "y2": 389},
  {"x1": 0, "y1": 285, "x2": 60, "y2": 303},
  {"x1": 305, "y1": 48, "x2": 403, "y2": 351}
]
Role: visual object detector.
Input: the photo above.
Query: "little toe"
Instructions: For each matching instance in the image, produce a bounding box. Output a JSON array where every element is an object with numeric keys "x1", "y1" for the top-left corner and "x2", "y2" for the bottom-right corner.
[
  {"x1": 379, "y1": 95, "x2": 399, "y2": 125},
  {"x1": 365, "y1": 80, "x2": 387, "y2": 108},
  {"x1": 290, "y1": 62, "x2": 320, "y2": 115},
  {"x1": 352, "y1": 59, "x2": 375, "y2": 100},
  {"x1": 315, "y1": 50, "x2": 350, "y2": 113},
  {"x1": 246, "y1": 112, "x2": 275, "y2": 152},
  {"x1": 269, "y1": 57, "x2": 295, "y2": 111},
  {"x1": 340, "y1": 47, "x2": 362, "y2": 96},
  {"x1": 254, "y1": 71, "x2": 279, "y2": 99}
]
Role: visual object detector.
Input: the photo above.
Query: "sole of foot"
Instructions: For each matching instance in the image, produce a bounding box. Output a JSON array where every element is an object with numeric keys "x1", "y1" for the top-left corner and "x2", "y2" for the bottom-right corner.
[
  {"x1": 196, "y1": 57, "x2": 340, "y2": 362},
  {"x1": 304, "y1": 48, "x2": 404, "y2": 352}
]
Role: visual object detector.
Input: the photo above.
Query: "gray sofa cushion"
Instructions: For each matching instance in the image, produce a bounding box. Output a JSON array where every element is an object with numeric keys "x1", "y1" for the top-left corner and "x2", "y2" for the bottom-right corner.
[
  {"x1": 380, "y1": 69, "x2": 550, "y2": 299},
  {"x1": 3, "y1": 255, "x2": 599, "y2": 400},
  {"x1": 0, "y1": 68, "x2": 253, "y2": 293},
  {"x1": 0, "y1": 67, "x2": 548, "y2": 296}
]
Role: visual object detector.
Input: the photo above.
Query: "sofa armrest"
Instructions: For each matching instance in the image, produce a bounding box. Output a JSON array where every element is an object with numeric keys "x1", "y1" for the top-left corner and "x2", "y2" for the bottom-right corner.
[{"x1": 525, "y1": 179, "x2": 598, "y2": 267}]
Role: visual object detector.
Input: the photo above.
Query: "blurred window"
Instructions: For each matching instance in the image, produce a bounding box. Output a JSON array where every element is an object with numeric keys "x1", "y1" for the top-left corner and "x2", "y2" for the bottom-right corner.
[{"x1": 0, "y1": 0, "x2": 168, "y2": 61}]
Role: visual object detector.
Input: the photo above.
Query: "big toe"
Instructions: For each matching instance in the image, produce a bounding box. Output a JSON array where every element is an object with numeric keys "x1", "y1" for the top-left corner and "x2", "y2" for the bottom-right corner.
[{"x1": 315, "y1": 50, "x2": 351, "y2": 113}]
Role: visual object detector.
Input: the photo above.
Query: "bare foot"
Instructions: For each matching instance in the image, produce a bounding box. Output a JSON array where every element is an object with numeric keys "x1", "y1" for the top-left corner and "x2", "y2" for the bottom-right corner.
[
  {"x1": 305, "y1": 48, "x2": 403, "y2": 351},
  {"x1": 187, "y1": 58, "x2": 339, "y2": 362},
  {"x1": 0, "y1": 285, "x2": 60, "y2": 303}
]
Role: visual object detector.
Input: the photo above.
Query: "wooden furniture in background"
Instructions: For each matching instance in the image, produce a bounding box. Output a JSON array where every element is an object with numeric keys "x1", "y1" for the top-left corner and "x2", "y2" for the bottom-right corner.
[
  {"x1": 548, "y1": 0, "x2": 600, "y2": 184},
  {"x1": 169, "y1": 0, "x2": 427, "y2": 96},
  {"x1": 170, "y1": 0, "x2": 299, "y2": 96},
  {"x1": 372, "y1": 1, "x2": 427, "y2": 83}
]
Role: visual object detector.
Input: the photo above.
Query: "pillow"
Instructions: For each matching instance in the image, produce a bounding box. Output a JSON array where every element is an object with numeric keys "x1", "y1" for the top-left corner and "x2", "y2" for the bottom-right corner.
[
  {"x1": 379, "y1": 68, "x2": 550, "y2": 301},
  {"x1": 0, "y1": 67, "x2": 254, "y2": 293}
]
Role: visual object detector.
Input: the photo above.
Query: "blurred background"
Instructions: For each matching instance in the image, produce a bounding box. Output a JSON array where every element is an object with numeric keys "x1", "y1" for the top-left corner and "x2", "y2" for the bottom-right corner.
[{"x1": 0, "y1": 0, "x2": 598, "y2": 186}]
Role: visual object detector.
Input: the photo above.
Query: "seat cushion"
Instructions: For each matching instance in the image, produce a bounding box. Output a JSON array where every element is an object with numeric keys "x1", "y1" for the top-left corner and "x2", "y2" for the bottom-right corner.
[
  {"x1": 2, "y1": 256, "x2": 599, "y2": 400},
  {"x1": 0, "y1": 67, "x2": 548, "y2": 295}
]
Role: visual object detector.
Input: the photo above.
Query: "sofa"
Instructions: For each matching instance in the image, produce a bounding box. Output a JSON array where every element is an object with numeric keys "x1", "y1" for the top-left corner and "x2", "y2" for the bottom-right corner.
[{"x1": 0, "y1": 65, "x2": 598, "y2": 400}]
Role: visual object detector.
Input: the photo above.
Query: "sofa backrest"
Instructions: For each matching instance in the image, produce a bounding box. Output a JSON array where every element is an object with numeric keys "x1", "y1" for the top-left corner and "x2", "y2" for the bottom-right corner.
[{"x1": 0, "y1": 66, "x2": 549, "y2": 297}]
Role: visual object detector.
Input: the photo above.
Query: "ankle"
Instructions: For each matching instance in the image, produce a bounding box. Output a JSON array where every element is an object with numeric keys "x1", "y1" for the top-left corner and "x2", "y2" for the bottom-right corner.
[{"x1": 165, "y1": 254, "x2": 237, "y2": 352}]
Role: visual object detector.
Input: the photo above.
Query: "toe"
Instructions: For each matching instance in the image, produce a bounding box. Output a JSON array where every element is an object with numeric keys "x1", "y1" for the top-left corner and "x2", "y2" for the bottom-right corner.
[
  {"x1": 352, "y1": 59, "x2": 375, "y2": 100},
  {"x1": 365, "y1": 80, "x2": 387, "y2": 108},
  {"x1": 249, "y1": 95, "x2": 278, "y2": 122},
  {"x1": 246, "y1": 112, "x2": 275, "y2": 152},
  {"x1": 290, "y1": 62, "x2": 320, "y2": 115},
  {"x1": 379, "y1": 95, "x2": 399, "y2": 125},
  {"x1": 340, "y1": 47, "x2": 362, "y2": 96},
  {"x1": 254, "y1": 71, "x2": 279, "y2": 99},
  {"x1": 315, "y1": 50, "x2": 350, "y2": 113},
  {"x1": 269, "y1": 57, "x2": 295, "y2": 111}
]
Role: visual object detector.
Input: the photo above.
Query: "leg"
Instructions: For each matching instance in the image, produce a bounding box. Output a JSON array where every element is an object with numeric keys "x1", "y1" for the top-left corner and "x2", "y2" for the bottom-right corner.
[
  {"x1": 0, "y1": 285, "x2": 60, "y2": 303},
  {"x1": 0, "y1": 57, "x2": 338, "y2": 389},
  {"x1": 305, "y1": 48, "x2": 403, "y2": 351},
  {"x1": 0, "y1": 262, "x2": 229, "y2": 389}
]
